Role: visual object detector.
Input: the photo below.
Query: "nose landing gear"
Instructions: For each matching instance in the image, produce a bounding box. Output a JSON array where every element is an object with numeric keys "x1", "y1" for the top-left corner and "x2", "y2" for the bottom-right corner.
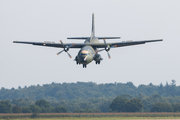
[
  {"x1": 95, "y1": 61, "x2": 101, "y2": 64},
  {"x1": 83, "y1": 64, "x2": 87, "y2": 68}
]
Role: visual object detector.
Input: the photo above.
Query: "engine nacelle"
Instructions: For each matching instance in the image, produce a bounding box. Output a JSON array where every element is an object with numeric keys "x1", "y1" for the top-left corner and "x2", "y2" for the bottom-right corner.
[
  {"x1": 74, "y1": 56, "x2": 79, "y2": 64},
  {"x1": 94, "y1": 54, "x2": 102, "y2": 62}
]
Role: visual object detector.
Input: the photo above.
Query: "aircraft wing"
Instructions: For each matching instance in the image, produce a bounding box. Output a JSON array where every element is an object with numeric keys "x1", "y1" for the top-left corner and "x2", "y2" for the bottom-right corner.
[
  {"x1": 13, "y1": 41, "x2": 84, "y2": 48},
  {"x1": 91, "y1": 39, "x2": 163, "y2": 48},
  {"x1": 13, "y1": 39, "x2": 162, "y2": 48}
]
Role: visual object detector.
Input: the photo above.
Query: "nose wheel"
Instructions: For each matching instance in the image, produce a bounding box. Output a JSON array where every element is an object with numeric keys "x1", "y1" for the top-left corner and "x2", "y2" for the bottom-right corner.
[
  {"x1": 83, "y1": 64, "x2": 87, "y2": 68},
  {"x1": 95, "y1": 61, "x2": 101, "y2": 64}
]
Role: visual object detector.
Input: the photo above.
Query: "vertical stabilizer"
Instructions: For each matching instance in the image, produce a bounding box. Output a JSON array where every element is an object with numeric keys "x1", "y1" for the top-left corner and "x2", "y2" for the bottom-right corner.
[{"x1": 91, "y1": 13, "x2": 95, "y2": 39}]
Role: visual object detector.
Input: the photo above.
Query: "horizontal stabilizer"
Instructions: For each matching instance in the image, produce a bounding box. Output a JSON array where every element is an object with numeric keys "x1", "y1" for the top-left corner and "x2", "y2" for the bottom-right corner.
[
  {"x1": 67, "y1": 37, "x2": 121, "y2": 40},
  {"x1": 98, "y1": 37, "x2": 121, "y2": 39}
]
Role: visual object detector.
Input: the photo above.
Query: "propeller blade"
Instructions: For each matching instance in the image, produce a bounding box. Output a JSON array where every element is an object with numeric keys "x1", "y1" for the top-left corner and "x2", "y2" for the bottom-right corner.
[
  {"x1": 103, "y1": 39, "x2": 107, "y2": 45},
  {"x1": 58, "y1": 40, "x2": 74, "y2": 58},
  {"x1": 98, "y1": 49, "x2": 105, "y2": 52},
  {"x1": 66, "y1": 52, "x2": 72, "y2": 58},
  {"x1": 107, "y1": 51, "x2": 111, "y2": 59},
  {"x1": 57, "y1": 50, "x2": 64, "y2": 55},
  {"x1": 60, "y1": 40, "x2": 64, "y2": 46}
]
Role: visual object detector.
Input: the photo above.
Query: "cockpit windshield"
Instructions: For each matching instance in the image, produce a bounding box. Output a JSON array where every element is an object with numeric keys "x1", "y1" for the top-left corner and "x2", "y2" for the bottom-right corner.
[
  {"x1": 81, "y1": 50, "x2": 89, "y2": 56},
  {"x1": 81, "y1": 53, "x2": 87, "y2": 56}
]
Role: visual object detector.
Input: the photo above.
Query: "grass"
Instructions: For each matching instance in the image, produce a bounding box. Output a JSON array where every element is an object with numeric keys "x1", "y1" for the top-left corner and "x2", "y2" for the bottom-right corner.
[{"x1": 2, "y1": 117, "x2": 180, "y2": 120}]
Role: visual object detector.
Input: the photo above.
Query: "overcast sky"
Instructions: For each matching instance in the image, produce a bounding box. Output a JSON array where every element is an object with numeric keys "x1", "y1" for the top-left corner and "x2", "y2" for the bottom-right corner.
[{"x1": 0, "y1": 0, "x2": 180, "y2": 89}]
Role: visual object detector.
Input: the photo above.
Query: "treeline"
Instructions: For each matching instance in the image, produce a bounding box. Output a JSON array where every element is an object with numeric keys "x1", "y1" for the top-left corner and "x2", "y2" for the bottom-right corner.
[
  {"x1": 110, "y1": 94, "x2": 180, "y2": 112},
  {"x1": 1, "y1": 93, "x2": 180, "y2": 113},
  {"x1": 0, "y1": 80, "x2": 179, "y2": 101},
  {"x1": 0, "y1": 99, "x2": 67, "y2": 113}
]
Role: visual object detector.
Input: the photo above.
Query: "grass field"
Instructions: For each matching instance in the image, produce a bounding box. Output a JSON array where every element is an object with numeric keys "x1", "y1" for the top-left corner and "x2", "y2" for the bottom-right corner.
[
  {"x1": 1, "y1": 117, "x2": 180, "y2": 120},
  {"x1": 1, "y1": 113, "x2": 180, "y2": 120}
]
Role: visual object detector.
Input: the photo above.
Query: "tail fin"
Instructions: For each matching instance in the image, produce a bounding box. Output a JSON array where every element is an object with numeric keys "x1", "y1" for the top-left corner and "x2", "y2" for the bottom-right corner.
[{"x1": 91, "y1": 13, "x2": 95, "y2": 39}]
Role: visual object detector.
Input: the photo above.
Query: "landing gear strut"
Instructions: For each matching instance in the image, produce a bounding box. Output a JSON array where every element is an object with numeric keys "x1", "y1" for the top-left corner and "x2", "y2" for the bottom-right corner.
[
  {"x1": 83, "y1": 64, "x2": 87, "y2": 68},
  {"x1": 95, "y1": 61, "x2": 100, "y2": 64}
]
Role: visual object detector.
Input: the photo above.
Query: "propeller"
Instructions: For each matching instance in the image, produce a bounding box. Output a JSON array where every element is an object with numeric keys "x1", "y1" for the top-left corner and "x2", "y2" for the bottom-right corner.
[
  {"x1": 98, "y1": 39, "x2": 113, "y2": 59},
  {"x1": 57, "y1": 40, "x2": 75, "y2": 58}
]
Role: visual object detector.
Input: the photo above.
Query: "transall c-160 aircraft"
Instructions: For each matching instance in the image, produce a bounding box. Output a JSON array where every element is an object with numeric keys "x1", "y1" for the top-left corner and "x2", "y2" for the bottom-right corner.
[{"x1": 13, "y1": 13, "x2": 163, "y2": 68}]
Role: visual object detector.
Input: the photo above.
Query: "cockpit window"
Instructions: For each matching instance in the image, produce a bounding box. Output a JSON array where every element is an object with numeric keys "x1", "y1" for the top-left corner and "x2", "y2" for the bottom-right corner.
[
  {"x1": 81, "y1": 50, "x2": 89, "y2": 56},
  {"x1": 81, "y1": 53, "x2": 87, "y2": 56}
]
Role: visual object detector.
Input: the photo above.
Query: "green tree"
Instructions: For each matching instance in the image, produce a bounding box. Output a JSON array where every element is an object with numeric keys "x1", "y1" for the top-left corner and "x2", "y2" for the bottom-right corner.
[
  {"x1": 125, "y1": 98, "x2": 143, "y2": 112},
  {"x1": 98, "y1": 100, "x2": 111, "y2": 112},
  {"x1": 138, "y1": 92, "x2": 143, "y2": 100},
  {"x1": 73, "y1": 109, "x2": 86, "y2": 113},
  {"x1": 12, "y1": 98, "x2": 33, "y2": 106},
  {"x1": 151, "y1": 102, "x2": 174, "y2": 112},
  {"x1": 35, "y1": 99, "x2": 51, "y2": 113},
  {"x1": 120, "y1": 93, "x2": 133, "y2": 100},
  {"x1": 172, "y1": 103, "x2": 180, "y2": 112},
  {"x1": 109, "y1": 96, "x2": 128, "y2": 112},
  {"x1": 54, "y1": 106, "x2": 67, "y2": 113},
  {"x1": 22, "y1": 106, "x2": 32, "y2": 113},
  {"x1": 12, "y1": 105, "x2": 22, "y2": 113},
  {"x1": 35, "y1": 99, "x2": 50, "y2": 108},
  {"x1": 142, "y1": 93, "x2": 165, "y2": 112},
  {"x1": 0, "y1": 100, "x2": 12, "y2": 113},
  {"x1": 18, "y1": 86, "x2": 22, "y2": 89},
  {"x1": 29, "y1": 105, "x2": 41, "y2": 113}
]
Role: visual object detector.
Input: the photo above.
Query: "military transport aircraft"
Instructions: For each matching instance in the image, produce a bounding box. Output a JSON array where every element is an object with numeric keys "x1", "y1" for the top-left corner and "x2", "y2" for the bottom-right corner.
[{"x1": 13, "y1": 13, "x2": 162, "y2": 68}]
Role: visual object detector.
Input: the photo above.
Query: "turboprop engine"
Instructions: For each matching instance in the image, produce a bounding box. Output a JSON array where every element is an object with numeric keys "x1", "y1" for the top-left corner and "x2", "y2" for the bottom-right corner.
[{"x1": 94, "y1": 54, "x2": 103, "y2": 64}]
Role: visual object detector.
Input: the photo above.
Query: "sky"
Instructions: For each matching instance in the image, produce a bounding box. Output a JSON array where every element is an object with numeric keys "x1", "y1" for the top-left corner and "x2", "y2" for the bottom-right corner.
[{"x1": 0, "y1": 0, "x2": 180, "y2": 89}]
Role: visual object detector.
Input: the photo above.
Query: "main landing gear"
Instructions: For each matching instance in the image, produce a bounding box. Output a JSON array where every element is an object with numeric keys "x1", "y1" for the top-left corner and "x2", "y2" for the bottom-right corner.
[{"x1": 83, "y1": 64, "x2": 87, "y2": 68}]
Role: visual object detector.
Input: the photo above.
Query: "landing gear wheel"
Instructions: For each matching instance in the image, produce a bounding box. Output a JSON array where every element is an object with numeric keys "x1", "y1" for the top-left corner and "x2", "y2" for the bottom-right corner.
[
  {"x1": 83, "y1": 64, "x2": 87, "y2": 68},
  {"x1": 95, "y1": 61, "x2": 100, "y2": 65},
  {"x1": 76, "y1": 61, "x2": 78, "y2": 64}
]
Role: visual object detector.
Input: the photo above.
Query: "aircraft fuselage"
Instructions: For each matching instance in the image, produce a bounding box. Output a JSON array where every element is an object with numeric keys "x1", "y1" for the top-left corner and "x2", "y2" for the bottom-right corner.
[{"x1": 75, "y1": 37, "x2": 102, "y2": 68}]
